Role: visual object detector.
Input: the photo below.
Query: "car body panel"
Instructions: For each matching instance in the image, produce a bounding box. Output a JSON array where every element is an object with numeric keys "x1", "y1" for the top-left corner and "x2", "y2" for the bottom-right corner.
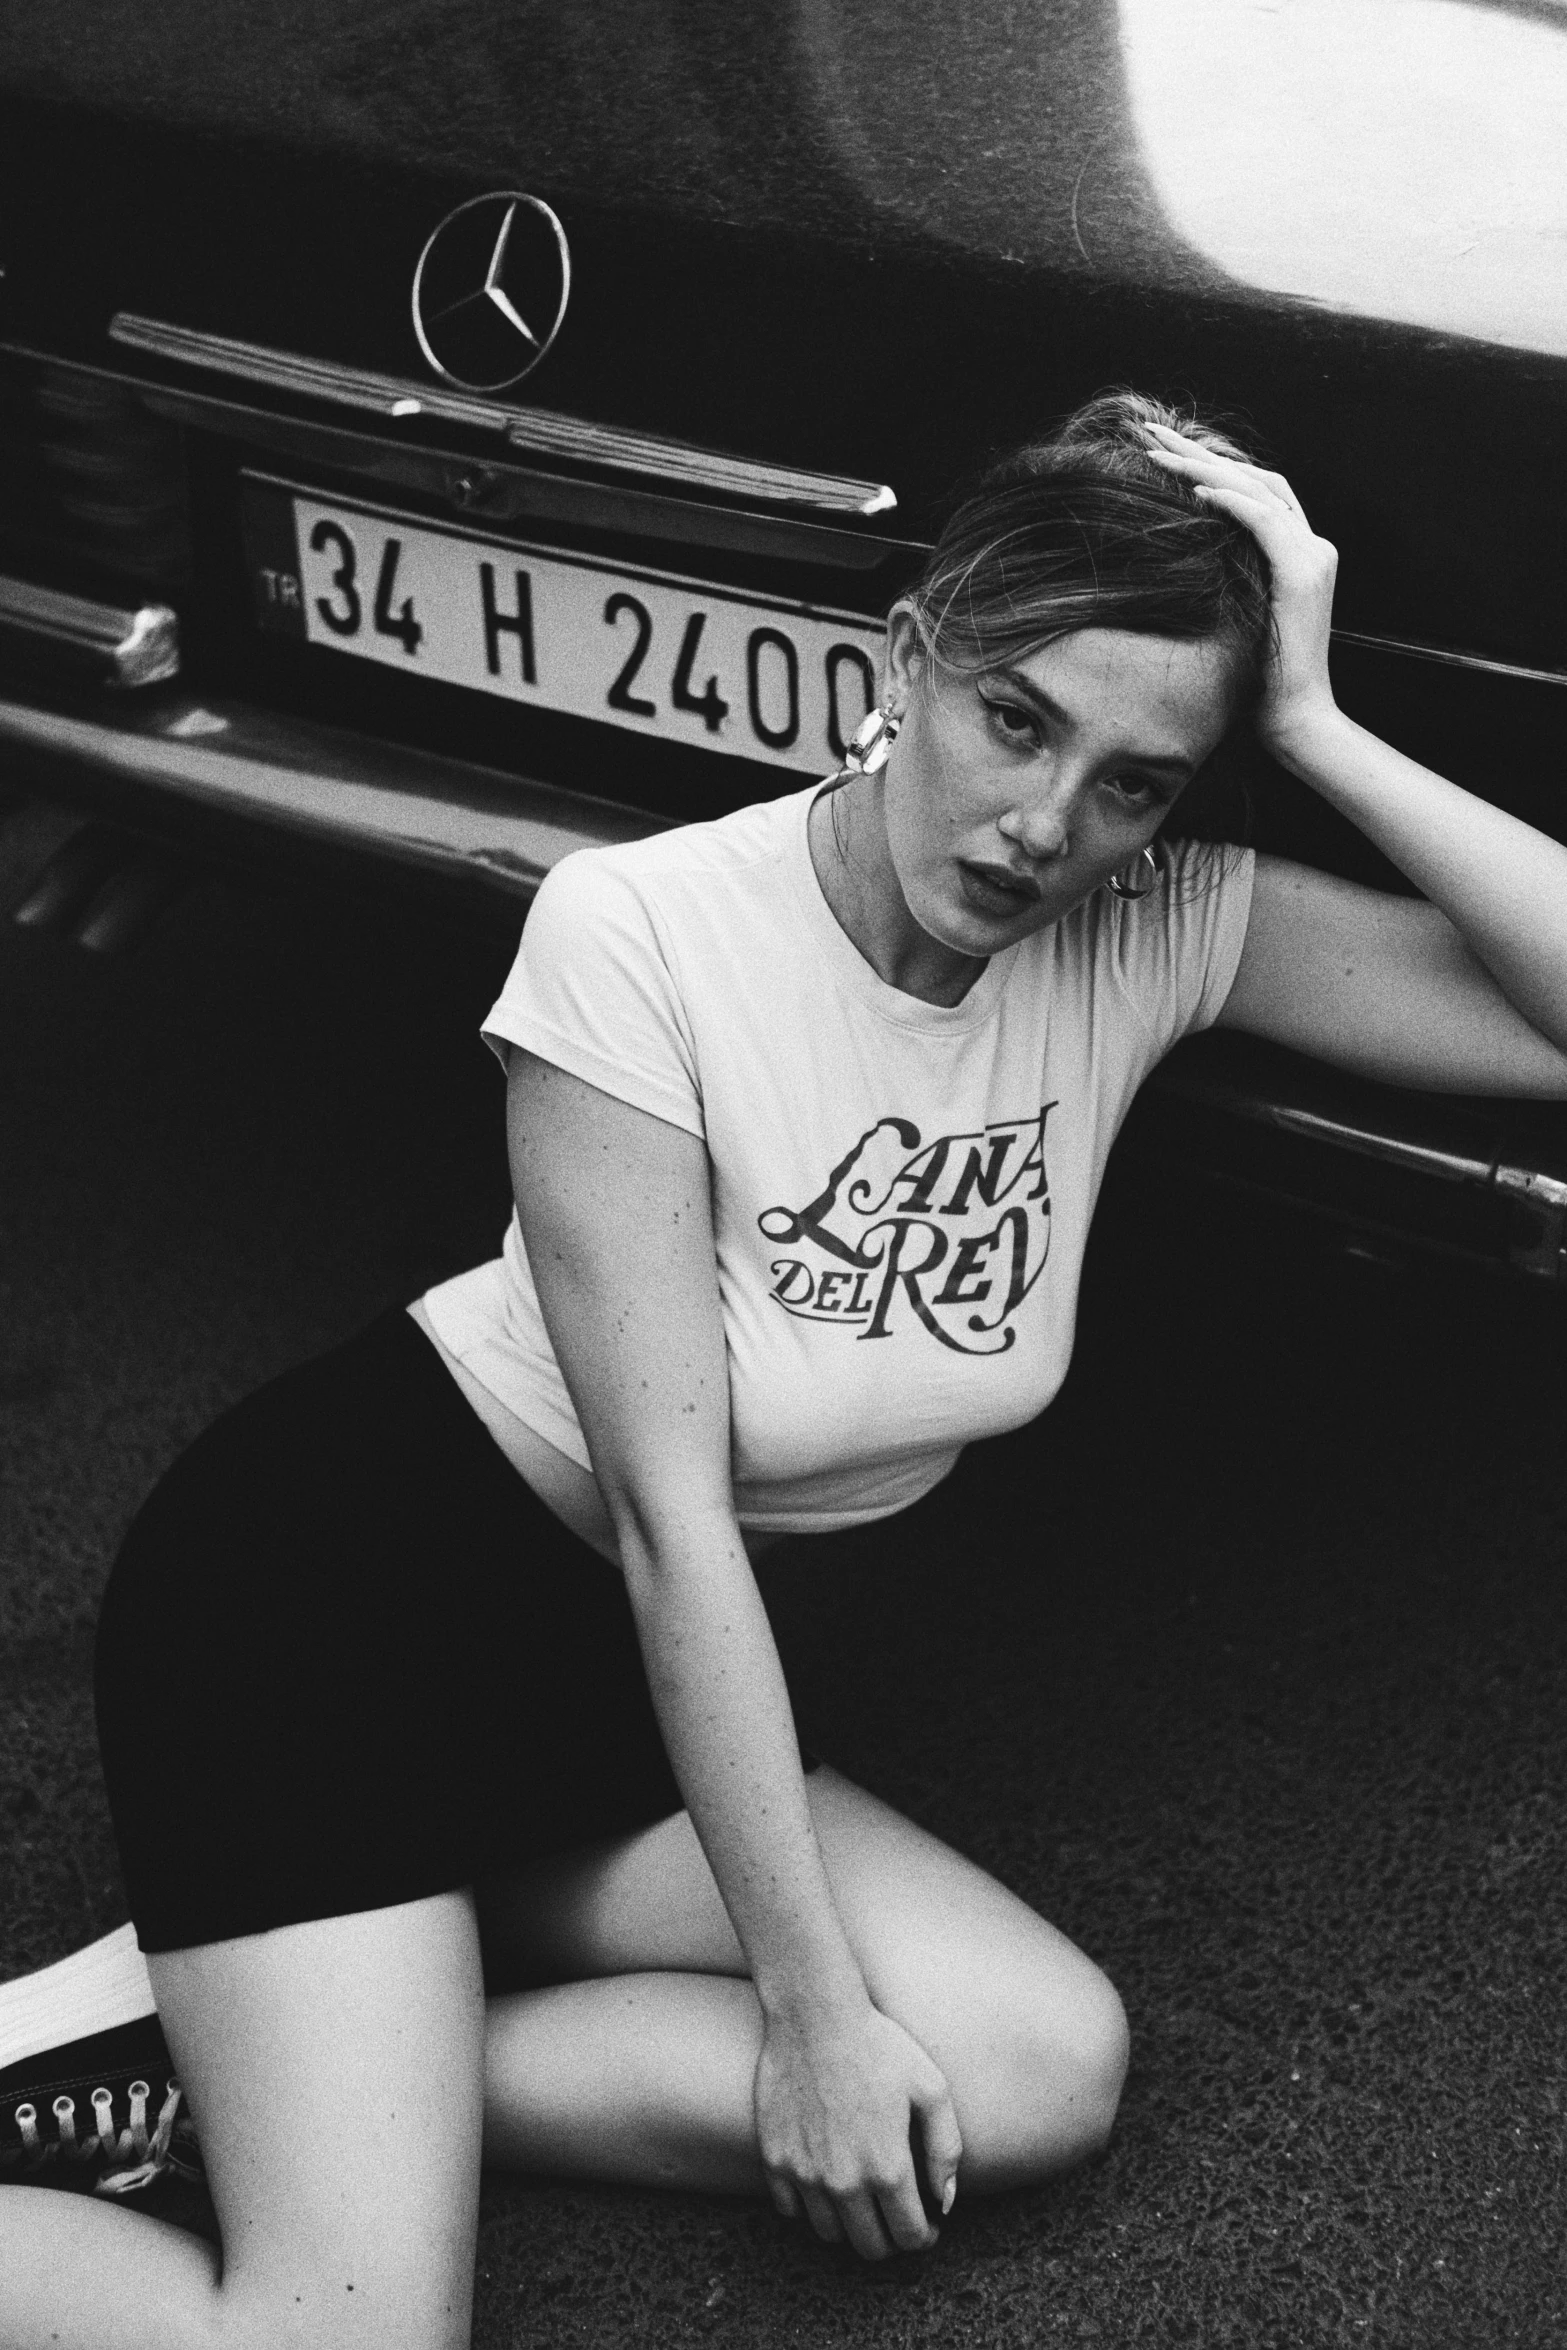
[
  {"x1": 3, "y1": 0, "x2": 1564, "y2": 668},
  {"x1": 1, "y1": 0, "x2": 1564, "y2": 1279}
]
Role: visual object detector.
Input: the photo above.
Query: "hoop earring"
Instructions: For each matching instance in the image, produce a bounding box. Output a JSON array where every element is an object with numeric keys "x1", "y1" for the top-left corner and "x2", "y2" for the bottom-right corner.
[
  {"x1": 1107, "y1": 845, "x2": 1159, "y2": 901},
  {"x1": 841, "y1": 705, "x2": 901, "y2": 776}
]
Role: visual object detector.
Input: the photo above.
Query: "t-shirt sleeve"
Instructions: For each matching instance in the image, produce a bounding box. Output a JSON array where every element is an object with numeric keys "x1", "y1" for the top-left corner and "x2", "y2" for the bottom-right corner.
[
  {"x1": 1108, "y1": 838, "x2": 1257, "y2": 1062},
  {"x1": 480, "y1": 848, "x2": 705, "y2": 1138}
]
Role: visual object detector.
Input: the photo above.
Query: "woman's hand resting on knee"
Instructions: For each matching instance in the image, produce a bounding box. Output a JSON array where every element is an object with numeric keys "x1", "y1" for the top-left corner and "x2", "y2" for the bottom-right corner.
[{"x1": 756, "y1": 1990, "x2": 963, "y2": 2259}]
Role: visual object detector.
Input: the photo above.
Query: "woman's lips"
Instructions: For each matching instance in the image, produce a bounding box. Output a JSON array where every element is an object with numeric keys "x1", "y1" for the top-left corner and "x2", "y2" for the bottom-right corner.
[{"x1": 956, "y1": 860, "x2": 1043, "y2": 918}]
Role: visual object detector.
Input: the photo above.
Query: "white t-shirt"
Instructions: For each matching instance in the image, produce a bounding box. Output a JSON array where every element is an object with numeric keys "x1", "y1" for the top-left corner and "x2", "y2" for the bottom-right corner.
[{"x1": 421, "y1": 783, "x2": 1255, "y2": 1534}]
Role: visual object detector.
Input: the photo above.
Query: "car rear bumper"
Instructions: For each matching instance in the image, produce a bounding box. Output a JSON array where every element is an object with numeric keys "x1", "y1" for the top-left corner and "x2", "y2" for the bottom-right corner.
[
  {"x1": 5, "y1": 676, "x2": 1566, "y2": 1287},
  {"x1": 0, "y1": 680, "x2": 662, "y2": 905}
]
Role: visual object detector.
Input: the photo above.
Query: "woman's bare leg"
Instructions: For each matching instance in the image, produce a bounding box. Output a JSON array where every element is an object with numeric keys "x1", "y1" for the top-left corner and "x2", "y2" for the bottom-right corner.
[
  {"x1": 2, "y1": 1767, "x2": 1125, "y2": 2300},
  {"x1": 481, "y1": 1971, "x2": 763, "y2": 2191},
  {"x1": 480, "y1": 1767, "x2": 1129, "y2": 2198},
  {"x1": 0, "y1": 1891, "x2": 485, "y2": 2350}
]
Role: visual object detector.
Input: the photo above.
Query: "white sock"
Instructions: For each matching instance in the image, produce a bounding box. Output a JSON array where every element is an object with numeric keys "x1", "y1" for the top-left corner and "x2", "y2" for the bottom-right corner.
[{"x1": 0, "y1": 1926, "x2": 157, "y2": 2070}]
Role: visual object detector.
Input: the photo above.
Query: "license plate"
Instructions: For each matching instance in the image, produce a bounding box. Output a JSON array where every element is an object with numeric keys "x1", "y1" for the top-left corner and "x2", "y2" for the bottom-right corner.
[{"x1": 242, "y1": 477, "x2": 886, "y2": 777}]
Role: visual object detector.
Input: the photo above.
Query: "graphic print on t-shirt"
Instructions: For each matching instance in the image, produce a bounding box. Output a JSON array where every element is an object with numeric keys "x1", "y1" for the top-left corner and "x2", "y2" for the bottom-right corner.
[{"x1": 758, "y1": 1109, "x2": 1055, "y2": 1353}]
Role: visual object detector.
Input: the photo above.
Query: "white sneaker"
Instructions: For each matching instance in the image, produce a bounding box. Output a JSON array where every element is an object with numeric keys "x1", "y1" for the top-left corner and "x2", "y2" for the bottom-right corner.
[
  {"x1": 0, "y1": 1925, "x2": 156, "y2": 2071},
  {"x1": 0, "y1": 1944, "x2": 213, "y2": 2236}
]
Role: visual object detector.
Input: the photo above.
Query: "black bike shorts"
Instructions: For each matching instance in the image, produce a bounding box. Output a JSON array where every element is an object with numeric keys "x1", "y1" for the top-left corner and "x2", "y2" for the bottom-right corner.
[{"x1": 95, "y1": 1308, "x2": 815, "y2": 1953}]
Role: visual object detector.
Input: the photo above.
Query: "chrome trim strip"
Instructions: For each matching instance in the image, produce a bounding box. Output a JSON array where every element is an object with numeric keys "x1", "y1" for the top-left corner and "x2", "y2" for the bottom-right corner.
[
  {"x1": 128, "y1": 377, "x2": 912, "y2": 572},
  {"x1": 1243, "y1": 1100, "x2": 1494, "y2": 1188},
  {"x1": 497, "y1": 412, "x2": 896, "y2": 514},
  {"x1": 107, "y1": 314, "x2": 897, "y2": 516},
  {"x1": 0, "y1": 575, "x2": 180, "y2": 687},
  {"x1": 110, "y1": 313, "x2": 511, "y2": 429},
  {"x1": 1493, "y1": 1159, "x2": 1567, "y2": 1213},
  {"x1": 1149, "y1": 1052, "x2": 1500, "y2": 1187},
  {"x1": 1332, "y1": 629, "x2": 1567, "y2": 689},
  {"x1": 0, "y1": 690, "x2": 661, "y2": 898}
]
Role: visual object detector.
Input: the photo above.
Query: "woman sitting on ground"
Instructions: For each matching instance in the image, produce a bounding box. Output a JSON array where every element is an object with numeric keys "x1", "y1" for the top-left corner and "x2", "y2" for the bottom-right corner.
[{"x1": 4, "y1": 392, "x2": 1567, "y2": 2350}]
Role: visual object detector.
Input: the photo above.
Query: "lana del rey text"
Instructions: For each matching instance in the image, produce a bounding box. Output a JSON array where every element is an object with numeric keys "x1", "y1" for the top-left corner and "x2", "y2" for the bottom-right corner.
[{"x1": 758, "y1": 1109, "x2": 1055, "y2": 1355}]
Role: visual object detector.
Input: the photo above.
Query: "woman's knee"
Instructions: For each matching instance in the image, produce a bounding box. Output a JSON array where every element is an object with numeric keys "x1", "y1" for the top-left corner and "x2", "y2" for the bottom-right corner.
[
  {"x1": 805, "y1": 1777, "x2": 1130, "y2": 2182},
  {"x1": 1031, "y1": 1959, "x2": 1131, "y2": 2163},
  {"x1": 959, "y1": 1951, "x2": 1130, "y2": 2188}
]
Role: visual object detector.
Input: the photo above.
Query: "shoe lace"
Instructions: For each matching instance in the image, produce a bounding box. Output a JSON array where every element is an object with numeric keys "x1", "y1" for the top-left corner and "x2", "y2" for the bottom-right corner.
[{"x1": 5, "y1": 2075, "x2": 196, "y2": 2194}]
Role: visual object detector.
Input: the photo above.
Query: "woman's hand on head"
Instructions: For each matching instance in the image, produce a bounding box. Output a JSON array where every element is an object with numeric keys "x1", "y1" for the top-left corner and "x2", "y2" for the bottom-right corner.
[
  {"x1": 1142, "y1": 422, "x2": 1340, "y2": 765},
  {"x1": 756, "y1": 1993, "x2": 963, "y2": 2260}
]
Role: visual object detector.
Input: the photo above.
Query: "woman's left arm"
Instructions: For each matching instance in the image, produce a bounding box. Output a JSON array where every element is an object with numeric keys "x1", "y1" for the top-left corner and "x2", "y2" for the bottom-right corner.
[{"x1": 1145, "y1": 424, "x2": 1567, "y2": 1097}]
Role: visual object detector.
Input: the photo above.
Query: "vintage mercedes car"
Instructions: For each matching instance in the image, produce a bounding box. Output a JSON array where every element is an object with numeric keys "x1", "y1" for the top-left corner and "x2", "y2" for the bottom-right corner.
[{"x1": 1, "y1": 0, "x2": 1564, "y2": 1279}]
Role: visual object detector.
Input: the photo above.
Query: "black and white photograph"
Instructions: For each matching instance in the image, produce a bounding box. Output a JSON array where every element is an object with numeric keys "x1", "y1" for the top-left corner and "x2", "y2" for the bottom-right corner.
[{"x1": 1, "y1": 4, "x2": 1564, "y2": 2344}]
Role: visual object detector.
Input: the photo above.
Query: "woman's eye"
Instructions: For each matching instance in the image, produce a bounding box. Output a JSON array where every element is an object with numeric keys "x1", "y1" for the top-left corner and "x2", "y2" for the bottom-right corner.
[
  {"x1": 1108, "y1": 772, "x2": 1164, "y2": 807},
  {"x1": 982, "y1": 698, "x2": 1039, "y2": 746}
]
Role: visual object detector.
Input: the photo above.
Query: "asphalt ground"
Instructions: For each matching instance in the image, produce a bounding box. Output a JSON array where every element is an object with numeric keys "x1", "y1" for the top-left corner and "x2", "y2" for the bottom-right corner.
[{"x1": 1, "y1": 806, "x2": 1564, "y2": 2348}]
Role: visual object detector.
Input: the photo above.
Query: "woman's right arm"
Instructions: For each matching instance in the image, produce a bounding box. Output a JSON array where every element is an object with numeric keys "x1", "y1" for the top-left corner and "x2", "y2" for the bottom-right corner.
[{"x1": 505, "y1": 1047, "x2": 960, "y2": 2258}]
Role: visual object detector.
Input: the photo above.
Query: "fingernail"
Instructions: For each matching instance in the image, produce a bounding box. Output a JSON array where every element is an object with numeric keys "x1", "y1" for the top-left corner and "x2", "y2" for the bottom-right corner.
[{"x1": 942, "y1": 2178, "x2": 956, "y2": 2215}]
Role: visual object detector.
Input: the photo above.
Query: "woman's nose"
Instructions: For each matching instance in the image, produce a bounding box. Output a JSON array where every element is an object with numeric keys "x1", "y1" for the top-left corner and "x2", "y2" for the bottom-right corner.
[{"x1": 998, "y1": 788, "x2": 1073, "y2": 861}]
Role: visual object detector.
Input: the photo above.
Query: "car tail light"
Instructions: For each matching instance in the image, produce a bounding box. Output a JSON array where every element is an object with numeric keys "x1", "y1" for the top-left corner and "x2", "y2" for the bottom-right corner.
[{"x1": 0, "y1": 358, "x2": 191, "y2": 598}]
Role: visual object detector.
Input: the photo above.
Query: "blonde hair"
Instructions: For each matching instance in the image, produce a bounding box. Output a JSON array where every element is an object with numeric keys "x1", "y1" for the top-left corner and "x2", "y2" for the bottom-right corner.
[{"x1": 907, "y1": 390, "x2": 1273, "y2": 721}]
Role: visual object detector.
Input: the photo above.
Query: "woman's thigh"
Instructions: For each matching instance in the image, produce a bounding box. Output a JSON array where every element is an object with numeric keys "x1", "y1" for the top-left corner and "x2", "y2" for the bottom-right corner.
[
  {"x1": 147, "y1": 1890, "x2": 486, "y2": 2350},
  {"x1": 481, "y1": 1768, "x2": 1129, "y2": 2180}
]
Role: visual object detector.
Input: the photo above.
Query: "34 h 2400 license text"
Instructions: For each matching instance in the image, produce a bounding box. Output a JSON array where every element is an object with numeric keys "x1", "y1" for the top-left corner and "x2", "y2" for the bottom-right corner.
[{"x1": 244, "y1": 479, "x2": 888, "y2": 777}]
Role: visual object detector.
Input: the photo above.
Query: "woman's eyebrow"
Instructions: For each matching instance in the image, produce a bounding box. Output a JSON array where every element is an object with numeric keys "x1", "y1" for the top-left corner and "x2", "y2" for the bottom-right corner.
[
  {"x1": 994, "y1": 668, "x2": 1073, "y2": 725},
  {"x1": 993, "y1": 668, "x2": 1197, "y2": 777}
]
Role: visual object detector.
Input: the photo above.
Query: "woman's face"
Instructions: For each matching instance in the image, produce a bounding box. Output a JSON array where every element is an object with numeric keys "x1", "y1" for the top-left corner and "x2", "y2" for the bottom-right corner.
[{"x1": 878, "y1": 608, "x2": 1236, "y2": 951}]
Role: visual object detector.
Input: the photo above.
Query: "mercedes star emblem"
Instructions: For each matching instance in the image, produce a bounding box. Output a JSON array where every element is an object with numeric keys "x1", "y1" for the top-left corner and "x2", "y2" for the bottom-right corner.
[{"x1": 411, "y1": 192, "x2": 571, "y2": 393}]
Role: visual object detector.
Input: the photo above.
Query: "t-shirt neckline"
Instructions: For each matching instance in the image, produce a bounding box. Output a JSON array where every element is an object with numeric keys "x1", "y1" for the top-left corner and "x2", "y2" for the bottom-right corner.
[{"x1": 785, "y1": 782, "x2": 1020, "y2": 1034}]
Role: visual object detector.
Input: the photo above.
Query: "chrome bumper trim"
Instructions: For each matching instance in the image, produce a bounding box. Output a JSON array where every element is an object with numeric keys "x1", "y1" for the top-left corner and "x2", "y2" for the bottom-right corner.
[
  {"x1": 1150, "y1": 1039, "x2": 1567, "y2": 1278},
  {"x1": 1493, "y1": 1159, "x2": 1567, "y2": 1213},
  {"x1": 107, "y1": 314, "x2": 897, "y2": 517},
  {"x1": 0, "y1": 691, "x2": 663, "y2": 897},
  {"x1": 1333, "y1": 629, "x2": 1567, "y2": 690},
  {"x1": 497, "y1": 412, "x2": 896, "y2": 516},
  {"x1": 129, "y1": 378, "x2": 910, "y2": 572},
  {"x1": 0, "y1": 575, "x2": 180, "y2": 687},
  {"x1": 1213, "y1": 1094, "x2": 1495, "y2": 1189},
  {"x1": 1149, "y1": 1050, "x2": 1500, "y2": 1188}
]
